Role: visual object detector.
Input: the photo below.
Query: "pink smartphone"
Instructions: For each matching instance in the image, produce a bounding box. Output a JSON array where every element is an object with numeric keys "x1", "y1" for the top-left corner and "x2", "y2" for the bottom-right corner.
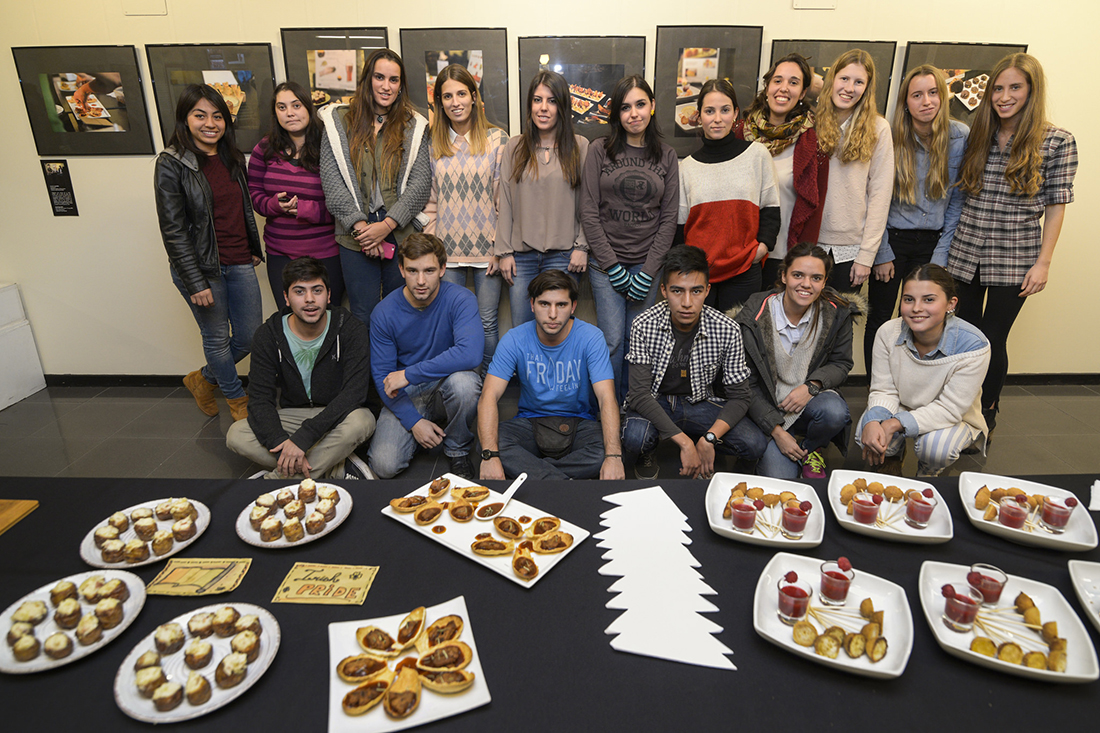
[{"x1": 382, "y1": 242, "x2": 395, "y2": 260}]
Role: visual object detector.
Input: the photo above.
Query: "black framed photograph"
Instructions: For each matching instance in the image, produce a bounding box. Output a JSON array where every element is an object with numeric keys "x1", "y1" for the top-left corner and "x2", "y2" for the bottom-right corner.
[
  {"x1": 518, "y1": 35, "x2": 645, "y2": 141},
  {"x1": 770, "y1": 40, "x2": 897, "y2": 116},
  {"x1": 12, "y1": 45, "x2": 155, "y2": 156},
  {"x1": 902, "y1": 42, "x2": 1027, "y2": 126},
  {"x1": 400, "y1": 27, "x2": 509, "y2": 132},
  {"x1": 146, "y1": 43, "x2": 276, "y2": 154},
  {"x1": 280, "y1": 27, "x2": 389, "y2": 110},
  {"x1": 655, "y1": 26, "x2": 763, "y2": 157}
]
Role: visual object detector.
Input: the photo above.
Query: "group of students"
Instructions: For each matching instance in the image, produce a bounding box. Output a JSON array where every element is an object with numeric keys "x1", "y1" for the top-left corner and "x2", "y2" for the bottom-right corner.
[{"x1": 153, "y1": 44, "x2": 1076, "y2": 481}]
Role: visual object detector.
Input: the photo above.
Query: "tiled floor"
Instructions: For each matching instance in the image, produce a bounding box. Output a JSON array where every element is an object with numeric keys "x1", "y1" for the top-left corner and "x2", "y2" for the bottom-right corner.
[{"x1": 1, "y1": 383, "x2": 1098, "y2": 480}]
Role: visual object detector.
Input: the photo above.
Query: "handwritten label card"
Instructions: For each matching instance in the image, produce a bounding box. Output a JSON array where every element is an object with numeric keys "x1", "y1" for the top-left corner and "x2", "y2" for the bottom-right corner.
[
  {"x1": 272, "y1": 563, "x2": 378, "y2": 605},
  {"x1": 147, "y1": 558, "x2": 252, "y2": 596}
]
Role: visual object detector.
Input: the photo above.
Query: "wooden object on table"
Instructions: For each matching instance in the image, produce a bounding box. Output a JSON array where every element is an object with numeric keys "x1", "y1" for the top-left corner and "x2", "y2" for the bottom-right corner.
[{"x1": 0, "y1": 499, "x2": 38, "y2": 536}]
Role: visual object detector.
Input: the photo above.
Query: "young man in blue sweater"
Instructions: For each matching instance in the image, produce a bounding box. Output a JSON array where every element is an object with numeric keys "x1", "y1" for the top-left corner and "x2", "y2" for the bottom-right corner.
[{"x1": 368, "y1": 233, "x2": 484, "y2": 479}]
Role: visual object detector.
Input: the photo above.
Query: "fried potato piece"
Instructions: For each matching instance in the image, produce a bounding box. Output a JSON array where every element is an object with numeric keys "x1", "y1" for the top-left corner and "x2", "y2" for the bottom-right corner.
[
  {"x1": 779, "y1": 491, "x2": 796, "y2": 504},
  {"x1": 860, "y1": 598, "x2": 875, "y2": 619},
  {"x1": 861, "y1": 622, "x2": 880, "y2": 644},
  {"x1": 840, "y1": 484, "x2": 857, "y2": 505},
  {"x1": 974, "y1": 487, "x2": 991, "y2": 510},
  {"x1": 1015, "y1": 592, "x2": 1035, "y2": 613},
  {"x1": 970, "y1": 637, "x2": 997, "y2": 657},
  {"x1": 867, "y1": 637, "x2": 888, "y2": 663},
  {"x1": 1006, "y1": 487, "x2": 1025, "y2": 497},
  {"x1": 823, "y1": 626, "x2": 846, "y2": 644},
  {"x1": 844, "y1": 632, "x2": 866, "y2": 658},
  {"x1": 746, "y1": 487, "x2": 764, "y2": 500},
  {"x1": 791, "y1": 621, "x2": 817, "y2": 647},
  {"x1": 814, "y1": 634, "x2": 840, "y2": 659},
  {"x1": 1042, "y1": 621, "x2": 1059, "y2": 644},
  {"x1": 1048, "y1": 650, "x2": 1068, "y2": 673},
  {"x1": 1049, "y1": 637, "x2": 1068, "y2": 653},
  {"x1": 990, "y1": 488, "x2": 1007, "y2": 503},
  {"x1": 867, "y1": 481, "x2": 885, "y2": 495},
  {"x1": 853, "y1": 478, "x2": 868, "y2": 491},
  {"x1": 761, "y1": 493, "x2": 781, "y2": 508},
  {"x1": 983, "y1": 504, "x2": 998, "y2": 521},
  {"x1": 997, "y1": 642, "x2": 1024, "y2": 664},
  {"x1": 872, "y1": 610, "x2": 884, "y2": 631},
  {"x1": 1023, "y1": 651, "x2": 1048, "y2": 669},
  {"x1": 884, "y1": 485, "x2": 904, "y2": 502},
  {"x1": 1023, "y1": 606, "x2": 1041, "y2": 628}
]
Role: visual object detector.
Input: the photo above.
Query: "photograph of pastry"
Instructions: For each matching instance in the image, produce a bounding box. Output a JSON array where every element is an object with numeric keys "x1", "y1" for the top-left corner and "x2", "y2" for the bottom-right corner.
[
  {"x1": 673, "y1": 47, "x2": 735, "y2": 137},
  {"x1": 310, "y1": 48, "x2": 359, "y2": 105},
  {"x1": 559, "y1": 63, "x2": 622, "y2": 126},
  {"x1": 41, "y1": 72, "x2": 129, "y2": 133}
]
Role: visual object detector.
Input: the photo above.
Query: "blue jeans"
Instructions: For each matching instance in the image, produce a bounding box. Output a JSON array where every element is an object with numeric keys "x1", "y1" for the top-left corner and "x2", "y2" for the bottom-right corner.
[
  {"x1": 497, "y1": 416, "x2": 605, "y2": 480},
  {"x1": 590, "y1": 263, "x2": 659, "y2": 403},
  {"x1": 621, "y1": 396, "x2": 768, "y2": 461},
  {"x1": 367, "y1": 372, "x2": 481, "y2": 478},
  {"x1": 171, "y1": 264, "x2": 262, "y2": 399},
  {"x1": 507, "y1": 250, "x2": 575, "y2": 326},
  {"x1": 339, "y1": 247, "x2": 404, "y2": 330},
  {"x1": 443, "y1": 266, "x2": 503, "y2": 370},
  {"x1": 755, "y1": 392, "x2": 851, "y2": 479}
]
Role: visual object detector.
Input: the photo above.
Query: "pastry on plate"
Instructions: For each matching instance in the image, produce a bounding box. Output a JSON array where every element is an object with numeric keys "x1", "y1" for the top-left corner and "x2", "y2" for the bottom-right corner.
[
  {"x1": 316, "y1": 499, "x2": 337, "y2": 522},
  {"x1": 318, "y1": 485, "x2": 339, "y2": 504},
  {"x1": 79, "y1": 575, "x2": 106, "y2": 603},
  {"x1": 12, "y1": 600, "x2": 48, "y2": 625},
  {"x1": 185, "y1": 638, "x2": 213, "y2": 669},
  {"x1": 134, "y1": 650, "x2": 161, "y2": 670},
  {"x1": 249, "y1": 504, "x2": 273, "y2": 530},
  {"x1": 7, "y1": 622, "x2": 34, "y2": 647},
  {"x1": 231, "y1": 630, "x2": 260, "y2": 663},
  {"x1": 135, "y1": 666, "x2": 167, "y2": 698},
  {"x1": 212, "y1": 607, "x2": 240, "y2": 637},
  {"x1": 186, "y1": 671, "x2": 212, "y2": 705},
  {"x1": 305, "y1": 511, "x2": 326, "y2": 534},
  {"x1": 54, "y1": 598, "x2": 82, "y2": 629},
  {"x1": 155, "y1": 500, "x2": 175, "y2": 520},
  {"x1": 44, "y1": 632, "x2": 73, "y2": 659},
  {"x1": 100, "y1": 578, "x2": 130, "y2": 602},
  {"x1": 276, "y1": 489, "x2": 294, "y2": 507},
  {"x1": 124, "y1": 539, "x2": 150, "y2": 564},
  {"x1": 170, "y1": 498, "x2": 196, "y2": 521},
  {"x1": 172, "y1": 517, "x2": 196, "y2": 542},
  {"x1": 154, "y1": 622, "x2": 185, "y2": 653},
  {"x1": 134, "y1": 517, "x2": 158, "y2": 541},
  {"x1": 152, "y1": 530, "x2": 174, "y2": 556},
  {"x1": 153, "y1": 681, "x2": 183, "y2": 711},
  {"x1": 283, "y1": 517, "x2": 305, "y2": 542},
  {"x1": 260, "y1": 516, "x2": 282, "y2": 542},
  {"x1": 131, "y1": 506, "x2": 154, "y2": 523},
  {"x1": 75, "y1": 613, "x2": 102, "y2": 645},
  {"x1": 215, "y1": 651, "x2": 249, "y2": 688},
  {"x1": 255, "y1": 493, "x2": 277, "y2": 511},
  {"x1": 298, "y1": 479, "x2": 317, "y2": 502},
  {"x1": 108, "y1": 511, "x2": 129, "y2": 532},
  {"x1": 235, "y1": 614, "x2": 262, "y2": 637},
  {"x1": 94, "y1": 525, "x2": 120, "y2": 548},
  {"x1": 188, "y1": 612, "x2": 214, "y2": 638},
  {"x1": 101, "y1": 539, "x2": 125, "y2": 564},
  {"x1": 12, "y1": 634, "x2": 40, "y2": 661},
  {"x1": 283, "y1": 499, "x2": 305, "y2": 520}
]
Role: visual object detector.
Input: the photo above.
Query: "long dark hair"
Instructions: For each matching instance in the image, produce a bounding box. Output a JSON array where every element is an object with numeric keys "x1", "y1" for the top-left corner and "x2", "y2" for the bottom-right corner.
[
  {"x1": 261, "y1": 81, "x2": 321, "y2": 173},
  {"x1": 346, "y1": 49, "x2": 415, "y2": 185},
  {"x1": 746, "y1": 53, "x2": 813, "y2": 124},
  {"x1": 512, "y1": 70, "x2": 581, "y2": 187},
  {"x1": 167, "y1": 84, "x2": 245, "y2": 175},
  {"x1": 605, "y1": 75, "x2": 663, "y2": 165}
]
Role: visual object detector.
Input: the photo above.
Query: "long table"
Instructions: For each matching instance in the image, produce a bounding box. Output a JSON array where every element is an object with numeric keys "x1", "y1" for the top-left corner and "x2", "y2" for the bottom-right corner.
[{"x1": 2, "y1": 475, "x2": 1098, "y2": 730}]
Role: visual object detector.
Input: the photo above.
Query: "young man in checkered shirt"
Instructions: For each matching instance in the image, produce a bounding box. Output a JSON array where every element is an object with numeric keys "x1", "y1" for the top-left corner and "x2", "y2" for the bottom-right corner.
[{"x1": 622, "y1": 245, "x2": 766, "y2": 479}]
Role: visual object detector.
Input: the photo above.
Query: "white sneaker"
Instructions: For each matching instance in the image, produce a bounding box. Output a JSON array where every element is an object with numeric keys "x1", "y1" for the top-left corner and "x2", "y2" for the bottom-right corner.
[
  {"x1": 346, "y1": 454, "x2": 376, "y2": 480},
  {"x1": 248, "y1": 469, "x2": 267, "y2": 479}
]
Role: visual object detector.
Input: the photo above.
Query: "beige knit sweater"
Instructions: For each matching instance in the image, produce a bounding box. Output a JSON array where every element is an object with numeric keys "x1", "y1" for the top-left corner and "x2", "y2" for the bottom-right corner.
[{"x1": 867, "y1": 318, "x2": 990, "y2": 437}]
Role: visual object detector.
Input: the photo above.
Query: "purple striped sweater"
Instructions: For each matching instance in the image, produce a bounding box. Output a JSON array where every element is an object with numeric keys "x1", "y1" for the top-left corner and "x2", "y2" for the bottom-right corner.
[{"x1": 248, "y1": 141, "x2": 338, "y2": 259}]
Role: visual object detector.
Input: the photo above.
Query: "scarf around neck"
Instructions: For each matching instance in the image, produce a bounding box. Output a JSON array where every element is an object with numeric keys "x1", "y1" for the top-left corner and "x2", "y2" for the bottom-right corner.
[{"x1": 742, "y1": 108, "x2": 815, "y2": 156}]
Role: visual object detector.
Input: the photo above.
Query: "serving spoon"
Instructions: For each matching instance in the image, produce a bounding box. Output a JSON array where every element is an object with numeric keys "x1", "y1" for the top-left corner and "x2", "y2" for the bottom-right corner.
[{"x1": 474, "y1": 472, "x2": 528, "y2": 521}]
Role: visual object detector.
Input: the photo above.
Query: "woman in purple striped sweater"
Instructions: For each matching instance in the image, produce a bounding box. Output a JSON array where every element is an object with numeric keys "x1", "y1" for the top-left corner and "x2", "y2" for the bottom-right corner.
[{"x1": 248, "y1": 82, "x2": 344, "y2": 308}]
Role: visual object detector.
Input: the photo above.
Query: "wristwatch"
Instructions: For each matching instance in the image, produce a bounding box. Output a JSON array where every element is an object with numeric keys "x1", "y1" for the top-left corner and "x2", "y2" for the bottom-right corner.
[
  {"x1": 480, "y1": 449, "x2": 500, "y2": 461},
  {"x1": 704, "y1": 432, "x2": 721, "y2": 446},
  {"x1": 805, "y1": 381, "x2": 822, "y2": 396}
]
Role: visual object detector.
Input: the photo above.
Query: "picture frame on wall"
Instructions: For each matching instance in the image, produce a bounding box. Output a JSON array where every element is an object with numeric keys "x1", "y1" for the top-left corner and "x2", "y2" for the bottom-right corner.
[
  {"x1": 518, "y1": 35, "x2": 645, "y2": 141},
  {"x1": 12, "y1": 45, "x2": 156, "y2": 156},
  {"x1": 902, "y1": 42, "x2": 1027, "y2": 126},
  {"x1": 769, "y1": 39, "x2": 897, "y2": 116},
  {"x1": 400, "y1": 27, "x2": 509, "y2": 133},
  {"x1": 280, "y1": 27, "x2": 389, "y2": 110},
  {"x1": 654, "y1": 26, "x2": 763, "y2": 157},
  {"x1": 146, "y1": 43, "x2": 276, "y2": 154}
]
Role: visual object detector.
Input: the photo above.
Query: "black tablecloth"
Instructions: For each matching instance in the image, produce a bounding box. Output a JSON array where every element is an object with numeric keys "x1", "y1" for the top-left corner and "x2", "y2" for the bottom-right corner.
[{"x1": 2, "y1": 475, "x2": 1098, "y2": 731}]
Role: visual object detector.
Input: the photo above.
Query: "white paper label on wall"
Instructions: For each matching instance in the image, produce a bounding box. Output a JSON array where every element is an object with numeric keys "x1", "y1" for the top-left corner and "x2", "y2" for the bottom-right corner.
[{"x1": 793, "y1": 0, "x2": 837, "y2": 8}]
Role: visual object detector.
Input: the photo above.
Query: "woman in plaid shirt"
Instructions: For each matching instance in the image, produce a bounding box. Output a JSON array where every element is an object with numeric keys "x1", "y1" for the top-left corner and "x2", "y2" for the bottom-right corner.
[{"x1": 947, "y1": 53, "x2": 1077, "y2": 439}]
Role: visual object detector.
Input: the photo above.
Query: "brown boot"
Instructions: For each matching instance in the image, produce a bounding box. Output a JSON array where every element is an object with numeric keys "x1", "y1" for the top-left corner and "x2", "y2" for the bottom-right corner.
[
  {"x1": 227, "y1": 395, "x2": 249, "y2": 421},
  {"x1": 183, "y1": 370, "x2": 219, "y2": 416},
  {"x1": 876, "y1": 443, "x2": 906, "y2": 477}
]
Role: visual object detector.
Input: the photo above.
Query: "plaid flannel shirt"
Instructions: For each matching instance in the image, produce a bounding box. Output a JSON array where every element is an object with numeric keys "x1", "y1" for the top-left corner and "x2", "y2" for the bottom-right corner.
[
  {"x1": 626, "y1": 301, "x2": 750, "y2": 403},
  {"x1": 948, "y1": 125, "x2": 1076, "y2": 287}
]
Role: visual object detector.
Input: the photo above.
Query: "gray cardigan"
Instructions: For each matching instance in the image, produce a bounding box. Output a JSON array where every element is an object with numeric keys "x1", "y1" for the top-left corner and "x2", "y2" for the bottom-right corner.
[{"x1": 318, "y1": 104, "x2": 431, "y2": 249}]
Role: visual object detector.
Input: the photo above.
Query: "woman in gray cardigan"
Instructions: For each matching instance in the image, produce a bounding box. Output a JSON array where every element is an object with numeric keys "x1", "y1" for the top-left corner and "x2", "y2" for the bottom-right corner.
[
  {"x1": 319, "y1": 49, "x2": 431, "y2": 329},
  {"x1": 734, "y1": 242, "x2": 860, "y2": 479}
]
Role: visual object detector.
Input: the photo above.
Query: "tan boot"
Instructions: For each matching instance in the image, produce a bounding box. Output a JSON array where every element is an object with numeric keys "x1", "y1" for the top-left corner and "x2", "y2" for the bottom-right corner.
[
  {"x1": 227, "y1": 395, "x2": 249, "y2": 421},
  {"x1": 183, "y1": 370, "x2": 219, "y2": 416}
]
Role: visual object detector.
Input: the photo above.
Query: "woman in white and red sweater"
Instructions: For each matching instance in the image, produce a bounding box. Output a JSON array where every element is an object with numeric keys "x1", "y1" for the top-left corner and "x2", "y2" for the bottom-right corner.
[{"x1": 678, "y1": 78, "x2": 780, "y2": 311}]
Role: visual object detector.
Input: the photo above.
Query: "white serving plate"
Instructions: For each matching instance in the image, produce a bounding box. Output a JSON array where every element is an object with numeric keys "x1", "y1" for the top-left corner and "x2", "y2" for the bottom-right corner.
[
  {"x1": 327, "y1": 595, "x2": 489, "y2": 732},
  {"x1": 705, "y1": 472, "x2": 823, "y2": 548},
  {"x1": 917, "y1": 561, "x2": 1099, "y2": 683},
  {"x1": 235, "y1": 483, "x2": 352, "y2": 548},
  {"x1": 675, "y1": 102, "x2": 701, "y2": 132},
  {"x1": 80, "y1": 498, "x2": 211, "y2": 569},
  {"x1": 1067, "y1": 560, "x2": 1100, "y2": 636},
  {"x1": 753, "y1": 551, "x2": 914, "y2": 679},
  {"x1": 957, "y1": 472, "x2": 1097, "y2": 551},
  {"x1": 0, "y1": 569, "x2": 146, "y2": 674},
  {"x1": 381, "y1": 473, "x2": 588, "y2": 588},
  {"x1": 827, "y1": 470, "x2": 953, "y2": 544},
  {"x1": 114, "y1": 602, "x2": 281, "y2": 723}
]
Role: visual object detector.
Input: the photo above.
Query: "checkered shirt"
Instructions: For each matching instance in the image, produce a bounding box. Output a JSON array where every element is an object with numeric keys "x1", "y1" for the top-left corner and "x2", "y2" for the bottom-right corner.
[
  {"x1": 626, "y1": 301, "x2": 750, "y2": 403},
  {"x1": 948, "y1": 125, "x2": 1077, "y2": 287}
]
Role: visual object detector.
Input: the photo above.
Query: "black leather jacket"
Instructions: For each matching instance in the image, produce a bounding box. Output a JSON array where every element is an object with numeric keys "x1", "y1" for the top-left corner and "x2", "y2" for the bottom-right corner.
[{"x1": 154, "y1": 146, "x2": 263, "y2": 295}]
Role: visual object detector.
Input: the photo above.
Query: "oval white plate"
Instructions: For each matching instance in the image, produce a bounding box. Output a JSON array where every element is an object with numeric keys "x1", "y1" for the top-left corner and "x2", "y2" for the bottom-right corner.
[
  {"x1": 114, "y1": 602, "x2": 281, "y2": 723},
  {"x1": 705, "y1": 473, "x2": 823, "y2": 548},
  {"x1": 80, "y1": 499, "x2": 211, "y2": 569},
  {"x1": 752, "y1": 551, "x2": 914, "y2": 679},
  {"x1": 235, "y1": 484, "x2": 352, "y2": 548},
  {"x1": 827, "y1": 470, "x2": 953, "y2": 544},
  {"x1": 0, "y1": 569, "x2": 146, "y2": 674},
  {"x1": 957, "y1": 472, "x2": 1097, "y2": 551},
  {"x1": 917, "y1": 560, "x2": 1099, "y2": 683},
  {"x1": 1067, "y1": 560, "x2": 1100, "y2": 636}
]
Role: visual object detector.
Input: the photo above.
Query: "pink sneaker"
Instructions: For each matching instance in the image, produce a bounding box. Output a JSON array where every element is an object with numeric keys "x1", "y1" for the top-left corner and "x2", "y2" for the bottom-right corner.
[{"x1": 801, "y1": 451, "x2": 826, "y2": 479}]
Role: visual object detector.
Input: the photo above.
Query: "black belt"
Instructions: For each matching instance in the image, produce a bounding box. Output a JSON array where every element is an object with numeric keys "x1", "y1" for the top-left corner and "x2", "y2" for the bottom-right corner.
[{"x1": 887, "y1": 227, "x2": 940, "y2": 245}]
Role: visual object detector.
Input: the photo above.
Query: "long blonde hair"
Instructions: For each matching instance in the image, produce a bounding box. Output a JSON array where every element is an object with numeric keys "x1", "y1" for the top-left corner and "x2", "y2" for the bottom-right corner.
[
  {"x1": 345, "y1": 49, "x2": 414, "y2": 186},
  {"x1": 430, "y1": 64, "x2": 491, "y2": 159},
  {"x1": 893, "y1": 65, "x2": 952, "y2": 205},
  {"x1": 959, "y1": 53, "x2": 1048, "y2": 197},
  {"x1": 816, "y1": 49, "x2": 880, "y2": 163}
]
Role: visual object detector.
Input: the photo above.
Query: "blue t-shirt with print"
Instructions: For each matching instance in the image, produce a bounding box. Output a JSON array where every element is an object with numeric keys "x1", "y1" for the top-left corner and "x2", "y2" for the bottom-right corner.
[
  {"x1": 283, "y1": 314, "x2": 330, "y2": 399},
  {"x1": 487, "y1": 318, "x2": 613, "y2": 421}
]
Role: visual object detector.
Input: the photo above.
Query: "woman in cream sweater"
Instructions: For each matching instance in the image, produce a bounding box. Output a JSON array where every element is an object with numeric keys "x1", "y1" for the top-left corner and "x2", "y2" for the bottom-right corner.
[{"x1": 857, "y1": 263, "x2": 989, "y2": 476}]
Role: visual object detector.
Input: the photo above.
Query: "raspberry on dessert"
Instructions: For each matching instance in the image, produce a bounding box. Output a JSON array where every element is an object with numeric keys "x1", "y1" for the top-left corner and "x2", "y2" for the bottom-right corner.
[
  {"x1": 799, "y1": 500, "x2": 812, "y2": 512},
  {"x1": 753, "y1": 499, "x2": 765, "y2": 511},
  {"x1": 922, "y1": 488, "x2": 934, "y2": 498},
  {"x1": 838, "y1": 556, "x2": 852, "y2": 572},
  {"x1": 872, "y1": 495, "x2": 883, "y2": 505},
  {"x1": 1066, "y1": 497, "x2": 1079, "y2": 508},
  {"x1": 784, "y1": 571, "x2": 799, "y2": 583},
  {"x1": 941, "y1": 584, "x2": 956, "y2": 599}
]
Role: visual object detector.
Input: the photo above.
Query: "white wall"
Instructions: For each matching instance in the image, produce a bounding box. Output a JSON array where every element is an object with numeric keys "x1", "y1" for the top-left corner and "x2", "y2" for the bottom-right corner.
[{"x1": 1, "y1": 1, "x2": 1093, "y2": 376}]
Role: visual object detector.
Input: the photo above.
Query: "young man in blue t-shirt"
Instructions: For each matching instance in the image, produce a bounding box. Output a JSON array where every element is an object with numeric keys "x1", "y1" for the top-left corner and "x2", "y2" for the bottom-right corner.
[
  {"x1": 368, "y1": 233, "x2": 484, "y2": 479},
  {"x1": 227, "y1": 257, "x2": 375, "y2": 479},
  {"x1": 478, "y1": 270, "x2": 625, "y2": 481}
]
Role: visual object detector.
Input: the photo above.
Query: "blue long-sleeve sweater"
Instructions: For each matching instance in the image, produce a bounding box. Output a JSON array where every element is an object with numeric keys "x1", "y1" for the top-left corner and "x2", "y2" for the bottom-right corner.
[{"x1": 370, "y1": 281, "x2": 485, "y2": 429}]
